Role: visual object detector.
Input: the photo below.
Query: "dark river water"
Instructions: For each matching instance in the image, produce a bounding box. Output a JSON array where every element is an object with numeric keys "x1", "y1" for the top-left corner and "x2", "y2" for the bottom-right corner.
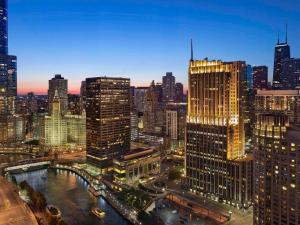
[{"x1": 14, "y1": 169, "x2": 130, "y2": 225}]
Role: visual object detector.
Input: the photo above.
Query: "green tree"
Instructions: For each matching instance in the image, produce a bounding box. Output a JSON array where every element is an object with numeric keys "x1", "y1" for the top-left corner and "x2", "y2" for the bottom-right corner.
[{"x1": 168, "y1": 167, "x2": 181, "y2": 180}]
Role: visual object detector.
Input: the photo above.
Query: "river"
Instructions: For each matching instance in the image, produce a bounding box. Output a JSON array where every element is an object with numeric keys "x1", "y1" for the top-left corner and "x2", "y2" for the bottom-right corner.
[{"x1": 14, "y1": 169, "x2": 130, "y2": 225}]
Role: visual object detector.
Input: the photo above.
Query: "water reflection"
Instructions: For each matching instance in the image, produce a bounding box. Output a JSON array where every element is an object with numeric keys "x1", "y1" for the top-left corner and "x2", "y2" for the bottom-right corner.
[{"x1": 14, "y1": 169, "x2": 130, "y2": 225}]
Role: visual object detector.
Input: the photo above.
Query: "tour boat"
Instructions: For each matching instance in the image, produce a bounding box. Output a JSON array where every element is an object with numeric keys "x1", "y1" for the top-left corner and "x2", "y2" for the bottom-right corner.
[{"x1": 91, "y1": 207, "x2": 106, "y2": 218}]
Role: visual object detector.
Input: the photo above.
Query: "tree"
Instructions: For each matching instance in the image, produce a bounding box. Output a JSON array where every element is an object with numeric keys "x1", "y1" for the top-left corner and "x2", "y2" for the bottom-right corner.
[{"x1": 168, "y1": 167, "x2": 181, "y2": 180}]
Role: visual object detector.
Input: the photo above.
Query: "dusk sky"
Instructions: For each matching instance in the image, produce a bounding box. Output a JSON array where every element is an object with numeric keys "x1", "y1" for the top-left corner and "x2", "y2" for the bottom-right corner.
[{"x1": 8, "y1": 0, "x2": 300, "y2": 94}]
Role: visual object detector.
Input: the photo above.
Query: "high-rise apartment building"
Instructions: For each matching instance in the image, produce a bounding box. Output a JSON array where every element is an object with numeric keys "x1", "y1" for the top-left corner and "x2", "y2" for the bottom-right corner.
[
  {"x1": 253, "y1": 66, "x2": 268, "y2": 90},
  {"x1": 162, "y1": 72, "x2": 175, "y2": 102},
  {"x1": 86, "y1": 77, "x2": 131, "y2": 168},
  {"x1": 273, "y1": 32, "x2": 291, "y2": 89},
  {"x1": 48, "y1": 74, "x2": 68, "y2": 114},
  {"x1": 254, "y1": 113, "x2": 300, "y2": 225},
  {"x1": 185, "y1": 58, "x2": 252, "y2": 207}
]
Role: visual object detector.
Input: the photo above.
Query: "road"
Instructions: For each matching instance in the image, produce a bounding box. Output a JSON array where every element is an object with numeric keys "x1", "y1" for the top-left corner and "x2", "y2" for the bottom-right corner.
[{"x1": 0, "y1": 176, "x2": 38, "y2": 225}]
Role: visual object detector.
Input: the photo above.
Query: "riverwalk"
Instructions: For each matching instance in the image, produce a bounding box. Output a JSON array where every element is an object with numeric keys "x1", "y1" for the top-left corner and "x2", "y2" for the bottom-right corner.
[{"x1": 0, "y1": 176, "x2": 38, "y2": 225}]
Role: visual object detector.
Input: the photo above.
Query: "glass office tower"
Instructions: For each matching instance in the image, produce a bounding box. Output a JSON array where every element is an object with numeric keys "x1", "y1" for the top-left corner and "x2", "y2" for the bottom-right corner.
[{"x1": 86, "y1": 77, "x2": 131, "y2": 168}]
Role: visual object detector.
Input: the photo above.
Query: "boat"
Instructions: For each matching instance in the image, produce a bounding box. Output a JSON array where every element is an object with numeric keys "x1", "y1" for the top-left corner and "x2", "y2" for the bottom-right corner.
[
  {"x1": 91, "y1": 207, "x2": 105, "y2": 218},
  {"x1": 88, "y1": 186, "x2": 101, "y2": 197}
]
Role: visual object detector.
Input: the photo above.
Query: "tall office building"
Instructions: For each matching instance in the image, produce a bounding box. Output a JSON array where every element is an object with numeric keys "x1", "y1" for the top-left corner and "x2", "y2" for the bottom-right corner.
[
  {"x1": 253, "y1": 66, "x2": 268, "y2": 90},
  {"x1": 273, "y1": 30, "x2": 290, "y2": 89},
  {"x1": 0, "y1": 0, "x2": 8, "y2": 55},
  {"x1": 133, "y1": 87, "x2": 148, "y2": 113},
  {"x1": 0, "y1": 0, "x2": 17, "y2": 146},
  {"x1": 86, "y1": 77, "x2": 131, "y2": 168},
  {"x1": 80, "y1": 80, "x2": 86, "y2": 112},
  {"x1": 185, "y1": 56, "x2": 252, "y2": 207},
  {"x1": 48, "y1": 74, "x2": 68, "y2": 114},
  {"x1": 282, "y1": 58, "x2": 300, "y2": 89},
  {"x1": 254, "y1": 113, "x2": 300, "y2": 225},
  {"x1": 245, "y1": 64, "x2": 253, "y2": 90},
  {"x1": 143, "y1": 81, "x2": 164, "y2": 134},
  {"x1": 44, "y1": 91, "x2": 67, "y2": 149},
  {"x1": 162, "y1": 72, "x2": 175, "y2": 102},
  {"x1": 165, "y1": 103, "x2": 187, "y2": 141},
  {"x1": 175, "y1": 82, "x2": 184, "y2": 102}
]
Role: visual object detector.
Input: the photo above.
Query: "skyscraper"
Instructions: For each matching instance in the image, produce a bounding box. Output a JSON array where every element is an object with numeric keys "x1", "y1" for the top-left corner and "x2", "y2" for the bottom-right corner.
[
  {"x1": 273, "y1": 29, "x2": 290, "y2": 89},
  {"x1": 254, "y1": 113, "x2": 300, "y2": 225},
  {"x1": 48, "y1": 74, "x2": 68, "y2": 114},
  {"x1": 0, "y1": 0, "x2": 8, "y2": 55},
  {"x1": 143, "y1": 81, "x2": 164, "y2": 134},
  {"x1": 162, "y1": 72, "x2": 175, "y2": 102},
  {"x1": 253, "y1": 66, "x2": 268, "y2": 90},
  {"x1": 185, "y1": 55, "x2": 252, "y2": 207},
  {"x1": 175, "y1": 82, "x2": 184, "y2": 102},
  {"x1": 0, "y1": 0, "x2": 17, "y2": 146},
  {"x1": 282, "y1": 58, "x2": 300, "y2": 89},
  {"x1": 86, "y1": 77, "x2": 131, "y2": 168},
  {"x1": 44, "y1": 91, "x2": 67, "y2": 150}
]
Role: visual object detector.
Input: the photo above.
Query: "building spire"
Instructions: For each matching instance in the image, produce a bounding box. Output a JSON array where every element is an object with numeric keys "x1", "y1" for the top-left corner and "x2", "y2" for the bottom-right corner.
[
  {"x1": 285, "y1": 24, "x2": 288, "y2": 44},
  {"x1": 277, "y1": 32, "x2": 280, "y2": 45},
  {"x1": 190, "y1": 39, "x2": 194, "y2": 61}
]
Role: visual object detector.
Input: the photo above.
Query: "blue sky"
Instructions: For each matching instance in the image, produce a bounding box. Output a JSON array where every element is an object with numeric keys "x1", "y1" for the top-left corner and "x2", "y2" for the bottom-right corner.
[{"x1": 8, "y1": 0, "x2": 300, "y2": 94}]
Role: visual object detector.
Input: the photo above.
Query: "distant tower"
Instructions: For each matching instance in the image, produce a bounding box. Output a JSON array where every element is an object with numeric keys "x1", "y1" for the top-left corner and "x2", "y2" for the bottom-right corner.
[
  {"x1": 253, "y1": 66, "x2": 268, "y2": 90},
  {"x1": 162, "y1": 72, "x2": 176, "y2": 102},
  {"x1": 48, "y1": 74, "x2": 68, "y2": 115},
  {"x1": 273, "y1": 27, "x2": 290, "y2": 89}
]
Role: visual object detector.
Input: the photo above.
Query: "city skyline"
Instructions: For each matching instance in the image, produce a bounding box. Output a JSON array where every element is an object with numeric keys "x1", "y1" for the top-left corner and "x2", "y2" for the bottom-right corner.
[{"x1": 8, "y1": 0, "x2": 300, "y2": 94}]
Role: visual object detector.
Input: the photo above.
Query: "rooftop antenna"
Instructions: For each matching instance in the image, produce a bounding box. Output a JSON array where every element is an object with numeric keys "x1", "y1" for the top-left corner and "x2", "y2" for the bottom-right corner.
[
  {"x1": 277, "y1": 32, "x2": 280, "y2": 45},
  {"x1": 190, "y1": 39, "x2": 194, "y2": 61},
  {"x1": 285, "y1": 24, "x2": 288, "y2": 44}
]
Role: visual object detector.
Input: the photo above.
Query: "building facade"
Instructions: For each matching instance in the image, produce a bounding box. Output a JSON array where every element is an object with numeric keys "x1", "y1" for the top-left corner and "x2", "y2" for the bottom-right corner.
[
  {"x1": 162, "y1": 72, "x2": 175, "y2": 102},
  {"x1": 48, "y1": 74, "x2": 68, "y2": 114},
  {"x1": 175, "y1": 82, "x2": 184, "y2": 102},
  {"x1": 273, "y1": 38, "x2": 290, "y2": 89},
  {"x1": 0, "y1": 0, "x2": 17, "y2": 146},
  {"x1": 185, "y1": 59, "x2": 252, "y2": 208},
  {"x1": 253, "y1": 66, "x2": 268, "y2": 90},
  {"x1": 44, "y1": 91, "x2": 67, "y2": 149},
  {"x1": 113, "y1": 147, "x2": 160, "y2": 184},
  {"x1": 254, "y1": 113, "x2": 300, "y2": 225},
  {"x1": 165, "y1": 103, "x2": 187, "y2": 140},
  {"x1": 86, "y1": 77, "x2": 131, "y2": 168},
  {"x1": 282, "y1": 58, "x2": 300, "y2": 90},
  {"x1": 255, "y1": 90, "x2": 300, "y2": 125},
  {"x1": 143, "y1": 81, "x2": 164, "y2": 134}
]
